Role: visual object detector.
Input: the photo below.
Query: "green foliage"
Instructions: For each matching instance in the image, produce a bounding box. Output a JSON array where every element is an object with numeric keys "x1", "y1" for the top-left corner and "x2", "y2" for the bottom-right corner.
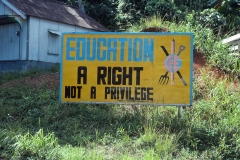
[
  {"x1": 206, "y1": 0, "x2": 240, "y2": 11},
  {"x1": 116, "y1": 0, "x2": 185, "y2": 31},
  {"x1": 0, "y1": 130, "x2": 16, "y2": 158},
  {"x1": 83, "y1": 0, "x2": 119, "y2": 31},
  {"x1": 187, "y1": 7, "x2": 239, "y2": 36},
  {"x1": 137, "y1": 128, "x2": 179, "y2": 158},
  {"x1": 57, "y1": 0, "x2": 78, "y2": 6},
  {"x1": 57, "y1": 0, "x2": 240, "y2": 33},
  {"x1": 60, "y1": 146, "x2": 105, "y2": 160},
  {"x1": 0, "y1": 129, "x2": 61, "y2": 159},
  {"x1": 182, "y1": 69, "x2": 240, "y2": 159},
  {"x1": 205, "y1": 0, "x2": 240, "y2": 34},
  {"x1": 12, "y1": 129, "x2": 61, "y2": 160},
  {"x1": 187, "y1": 9, "x2": 227, "y2": 33}
]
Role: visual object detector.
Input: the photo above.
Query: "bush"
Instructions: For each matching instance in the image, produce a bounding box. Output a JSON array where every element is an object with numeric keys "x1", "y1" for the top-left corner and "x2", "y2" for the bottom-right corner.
[
  {"x1": 83, "y1": 0, "x2": 119, "y2": 31},
  {"x1": 186, "y1": 9, "x2": 227, "y2": 34},
  {"x1": 206, "y1": 0, "x2": 240, "y2": 34},
  {"x1": 12, "y1": 129, "x2": 61, "y2": 160},
  {"x1": 116, "y1": 0, "x2": 184, "y2": 31},
  {"x1": 0, "y1": 130, "x2": 16, "y2": 158}
]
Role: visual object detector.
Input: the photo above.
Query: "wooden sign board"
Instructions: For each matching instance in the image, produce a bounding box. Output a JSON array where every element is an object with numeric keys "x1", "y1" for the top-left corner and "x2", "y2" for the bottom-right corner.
[{"x1": 60, "y1": 32, "x2": 194, "y2": 106}]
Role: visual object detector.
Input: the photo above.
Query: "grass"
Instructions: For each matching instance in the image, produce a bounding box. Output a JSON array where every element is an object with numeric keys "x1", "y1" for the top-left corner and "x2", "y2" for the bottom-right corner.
[
  {"x1": 0, "y1": 17, "x2": 240, "y2": 159},
  {"x1": 0, "y1": 69, "x2": 239, "y2": 159}
]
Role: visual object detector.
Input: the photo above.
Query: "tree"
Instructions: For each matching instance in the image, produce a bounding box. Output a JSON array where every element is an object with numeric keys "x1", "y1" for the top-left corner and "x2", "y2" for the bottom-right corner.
[
  {"x1": 58, "y1": 0, "x2": 78, "y2": 6},
  {"x1": 57, "y1": 0, "x2": 239, "y2": 33},
  {"x1": 82, "y1": 0, "x2": 118, "y2": 30},
  {"x1": 207, "y1": 0, "x2": 240, "y2": 33}
]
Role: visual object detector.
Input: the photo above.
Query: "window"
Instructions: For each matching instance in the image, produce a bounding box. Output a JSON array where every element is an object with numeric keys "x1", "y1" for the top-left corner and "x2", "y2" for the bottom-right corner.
[{"x1": 48, "y1": 29, "x2": 61, "y2": 55}]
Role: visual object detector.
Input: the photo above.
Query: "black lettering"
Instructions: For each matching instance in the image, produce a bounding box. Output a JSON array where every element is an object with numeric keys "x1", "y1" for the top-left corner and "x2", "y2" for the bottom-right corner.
[
  {"x1": 147, "y1": 87, "x2": 153, "y2": 100},
  {"x1": 97, "y1": 67, "x2": 107, "y2": 85},
  {"x1": 129, "y1": 87, "x2": 134, "y2": 100},
  {"x1": 120, "y1": 87, "x2": 125, "y2": 99},
  {"x1": 103, "y1": 86, "x2": 153, "y2": 101},
  {"x1": 116, "y1": 87, "x2": 120, "y2": 99},
  {"x1": 105, "y1": 87, "x2": 110, "y2": 99},
  {"x1": 71, "y1": 86, "x2": 76, "y2": 98},
  {"x1": 77, "y1": 86, "x2": 82, "y2": 98},
  {"x1": 65, "y1": 86, "x2": 70, "y2": 98},
  {"x1": 90, "y1": 86, "x2": 96, "y2": 99},
  {"x1": 77, "y1": 66, "x2": 87, "y2": 84},
  {"x1": 141, "y1": 87, "x2": 147, "y2": 100},
  {"x1": 65, "y1": 86, "x2": 82, "y2": 99},
  {"x1": 107, "y1": 67, "x2": 111, "y2": 85},
  {"x1": 135, "y1": 87, "x2": 140, "y2": 100},
  {"x1": 126, "y1": 87, "x2": 129, "y2": 99},
  {"x1": 112, "y1": 67, "x2": 122, "y2": 85},
  {"x1": 134, "y1": 67, "x2": 143, "y2": 85},
  {"x1": 111, "y1": 87, "x2": 117, "y2": 99},
  {"x1": 123, "y1": 67, "x2": 132, "y2": 85}
]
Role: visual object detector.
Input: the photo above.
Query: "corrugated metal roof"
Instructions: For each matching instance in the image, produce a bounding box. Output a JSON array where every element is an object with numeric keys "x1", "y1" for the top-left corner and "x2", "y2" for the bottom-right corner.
[{"x1": 7, "y1": 0, "x2": 110, "y2": 31}]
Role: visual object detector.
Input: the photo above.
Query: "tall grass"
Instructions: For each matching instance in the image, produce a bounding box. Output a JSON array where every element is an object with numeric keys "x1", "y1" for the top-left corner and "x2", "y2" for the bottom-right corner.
[
  {"x1": 12, "y1": 129, "x2": 61, "y2": 160},
  {"x1": 0, "y1": 69, "x2": 239, "y2": 159}
]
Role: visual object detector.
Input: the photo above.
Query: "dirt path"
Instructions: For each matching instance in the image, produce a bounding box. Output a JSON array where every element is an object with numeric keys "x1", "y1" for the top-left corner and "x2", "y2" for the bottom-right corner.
[{"x1": 0, "y1": 72, "x2": 60, "y2": 89}]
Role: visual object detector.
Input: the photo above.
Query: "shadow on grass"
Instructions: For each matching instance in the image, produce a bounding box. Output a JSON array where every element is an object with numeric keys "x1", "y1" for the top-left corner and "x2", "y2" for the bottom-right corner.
[
  {"x1": 0, "y1": 85, "x2": 149, "y2": 146},
  {"x1": 2, "y1": 84, "x2": 239, "y2": 159}
]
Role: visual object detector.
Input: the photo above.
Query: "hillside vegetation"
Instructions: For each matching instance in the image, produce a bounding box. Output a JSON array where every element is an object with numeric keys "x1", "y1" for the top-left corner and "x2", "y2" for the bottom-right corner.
[
  {"x1": 0, "y1": 15, "x2": 240, "y2": 159},
  {"x1": 59, "y1": 0, "x2": 240, "y2": 34}
]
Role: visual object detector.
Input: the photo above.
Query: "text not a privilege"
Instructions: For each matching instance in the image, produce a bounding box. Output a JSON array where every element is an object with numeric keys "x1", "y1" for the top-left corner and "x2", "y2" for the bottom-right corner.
[{"x1": 64, "y1": 66, "x2": 154, "y2": 101}]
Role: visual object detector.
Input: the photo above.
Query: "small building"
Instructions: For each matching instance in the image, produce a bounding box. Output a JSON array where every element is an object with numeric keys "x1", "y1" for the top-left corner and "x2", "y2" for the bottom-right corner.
[{"x1": 0, "y1": 0, "x2": 109, "y2": 72}]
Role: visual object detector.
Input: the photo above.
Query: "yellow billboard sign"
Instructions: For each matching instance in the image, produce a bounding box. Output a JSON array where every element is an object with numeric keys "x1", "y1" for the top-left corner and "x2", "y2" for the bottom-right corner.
[{"x1": 60, "y1": 32, "x2": 194, "y2": 106}]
